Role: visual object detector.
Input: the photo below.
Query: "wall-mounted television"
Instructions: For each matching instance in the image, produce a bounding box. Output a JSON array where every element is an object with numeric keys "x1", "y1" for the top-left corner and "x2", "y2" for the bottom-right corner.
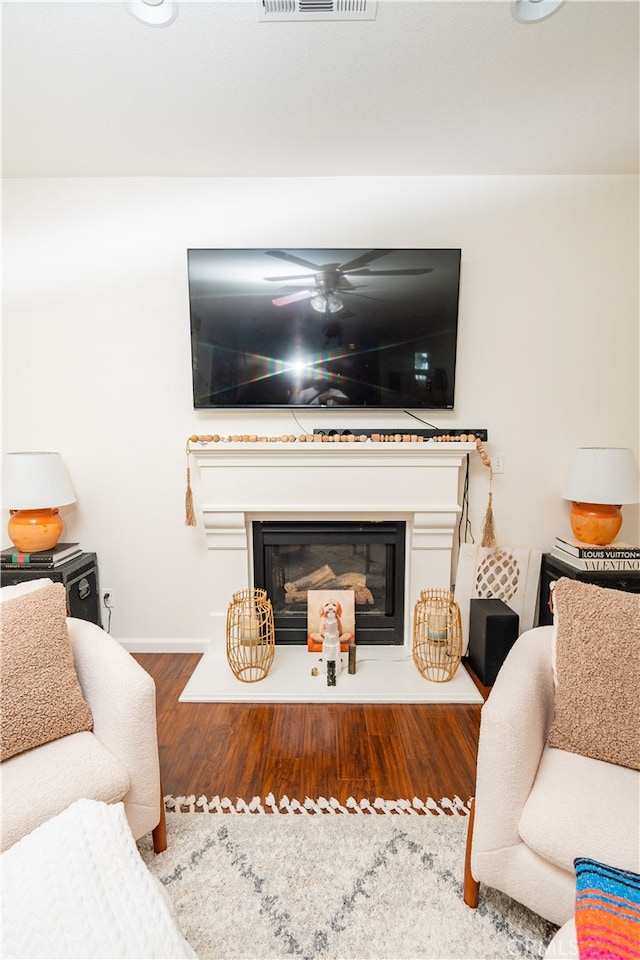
[{"x1": 187, "y1": 248, "x2": 462, "y2": 409}]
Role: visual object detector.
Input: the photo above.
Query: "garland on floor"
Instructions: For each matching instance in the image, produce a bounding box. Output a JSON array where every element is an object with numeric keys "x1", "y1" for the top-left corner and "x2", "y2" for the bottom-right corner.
[{"x1": 163, "y1": 793, "x2": 472, "y2": 816}]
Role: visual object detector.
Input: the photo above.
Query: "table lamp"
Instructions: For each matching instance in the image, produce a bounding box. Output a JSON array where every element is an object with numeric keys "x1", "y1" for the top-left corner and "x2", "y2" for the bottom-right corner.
[
  {"x1": 562, "y1": 447, "x2": 640, "y2": 545},
  {"x1": 2, "y1": 452, "x2": 76, "y2": 553}
]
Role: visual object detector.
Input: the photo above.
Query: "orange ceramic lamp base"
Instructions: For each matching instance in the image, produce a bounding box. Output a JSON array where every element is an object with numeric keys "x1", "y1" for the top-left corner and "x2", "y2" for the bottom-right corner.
[
  {"x1": 7, "y1": 508, "x2": 64, "y2": 553},
  {"x1": 569, "y1": 502, "x2": 622, "y2": 546}
]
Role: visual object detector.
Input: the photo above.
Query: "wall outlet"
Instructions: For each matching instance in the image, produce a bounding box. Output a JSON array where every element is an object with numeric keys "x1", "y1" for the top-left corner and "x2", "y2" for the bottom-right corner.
[
  {"x1": 494, "y1": 453, "x2": 505, "y2": 474},
  {"x1": 101, "y1": 588, "x2": 115, "y2": 610}
]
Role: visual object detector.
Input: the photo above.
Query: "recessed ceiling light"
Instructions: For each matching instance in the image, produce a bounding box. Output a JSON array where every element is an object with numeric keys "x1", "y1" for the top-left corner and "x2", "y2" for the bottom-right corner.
[
  {"x1": 511, "y1": 0, "x2": 566, "y2": 24},
  {"x1": 126, "y1": 0, "x2": 178, "y2": 27}
]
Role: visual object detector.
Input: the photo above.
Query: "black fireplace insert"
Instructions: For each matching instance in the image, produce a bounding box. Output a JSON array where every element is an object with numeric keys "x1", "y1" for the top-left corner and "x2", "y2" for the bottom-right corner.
[{"x1": 252, "y1": 520, "x2": 406, "y2": 644}]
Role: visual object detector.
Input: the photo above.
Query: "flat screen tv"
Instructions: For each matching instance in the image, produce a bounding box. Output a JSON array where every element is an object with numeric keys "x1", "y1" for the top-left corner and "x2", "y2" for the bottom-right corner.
[{"x1": 187, "y1": 248, "x2": 461, "y2": 409}]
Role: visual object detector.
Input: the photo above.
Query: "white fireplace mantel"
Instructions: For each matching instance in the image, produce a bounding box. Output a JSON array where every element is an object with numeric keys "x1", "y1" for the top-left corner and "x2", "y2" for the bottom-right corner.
[
  {"x1": 192, "y1": 440, "x2": 473, "y2": 641},
  {"x1": 182, "y1": 440, "x2": 483, "y2": 703}
]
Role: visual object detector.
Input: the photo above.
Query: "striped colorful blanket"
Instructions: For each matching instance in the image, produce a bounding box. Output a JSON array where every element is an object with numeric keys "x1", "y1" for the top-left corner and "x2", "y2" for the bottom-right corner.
[{"x1": 574, "y1": 857, "x2": 640, "y2": 960}]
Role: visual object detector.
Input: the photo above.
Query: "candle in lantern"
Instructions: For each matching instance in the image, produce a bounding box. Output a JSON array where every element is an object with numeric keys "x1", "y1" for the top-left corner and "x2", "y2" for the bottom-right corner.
[
  {"x1": 240, "y1": 613, "x2": 261, "y2": 643},
  {"x1": 427, "y1": 614, "x2": 448, "y2": 641}
]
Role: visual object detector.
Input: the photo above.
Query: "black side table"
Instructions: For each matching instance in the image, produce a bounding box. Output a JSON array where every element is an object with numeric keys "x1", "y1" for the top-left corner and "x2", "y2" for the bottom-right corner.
[
  {"x1": 1, "y1": 552, "x2": 102, "y2": 627},
  {"x1": 538, "y1": 552, "x2": 640, "y2": 626}
]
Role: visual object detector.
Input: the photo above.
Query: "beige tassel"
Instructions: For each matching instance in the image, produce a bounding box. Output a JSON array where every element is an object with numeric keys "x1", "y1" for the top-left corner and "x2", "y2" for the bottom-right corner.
[
  {"x1": 480, "y1": 487, "x2": 496, "y2": 549},
  {"x1": 185, "y1": 443, "x2": 196, "y2": 527}
]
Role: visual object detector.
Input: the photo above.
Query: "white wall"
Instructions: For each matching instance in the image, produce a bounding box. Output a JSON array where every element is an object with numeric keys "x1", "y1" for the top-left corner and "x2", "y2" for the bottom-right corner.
[{"x1": 3, "y1": 175, "x2": 638, "y2": 643}]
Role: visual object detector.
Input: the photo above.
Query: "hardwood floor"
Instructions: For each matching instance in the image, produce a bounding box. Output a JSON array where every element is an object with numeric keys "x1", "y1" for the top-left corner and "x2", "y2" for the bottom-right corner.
[{"x1": 133, "y1": 653, "x2": 489, "y2": 805}]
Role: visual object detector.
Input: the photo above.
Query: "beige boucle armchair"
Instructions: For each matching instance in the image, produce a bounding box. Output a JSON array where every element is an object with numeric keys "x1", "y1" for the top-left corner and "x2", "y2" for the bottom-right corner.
[
  {"x1": 1, "y1": 579, "x2": 166, "y2": 853},
  {"x1": 463, "y1": 624, "x2": 640, "y2": 927}
]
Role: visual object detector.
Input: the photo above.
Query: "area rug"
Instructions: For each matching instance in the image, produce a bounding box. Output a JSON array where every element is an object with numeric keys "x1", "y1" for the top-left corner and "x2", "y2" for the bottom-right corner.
[{"x1": 138, "y1": 795, "x2": 558, "y2": 960}]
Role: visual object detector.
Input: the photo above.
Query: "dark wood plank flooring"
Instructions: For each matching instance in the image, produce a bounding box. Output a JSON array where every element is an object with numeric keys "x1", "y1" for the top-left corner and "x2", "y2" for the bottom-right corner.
[{"x1": 133, "y1": 653, "x2": 489, "y2": 805}]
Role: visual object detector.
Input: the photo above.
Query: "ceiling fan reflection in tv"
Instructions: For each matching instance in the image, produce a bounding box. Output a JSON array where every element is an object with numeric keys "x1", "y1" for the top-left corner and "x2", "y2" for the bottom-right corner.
[
  {"x1": 265, "y1": 248, "x2": 433, "y2": 315},
  {"x1": 187, "y1": 247, "x2": 462, "y2": 410}
]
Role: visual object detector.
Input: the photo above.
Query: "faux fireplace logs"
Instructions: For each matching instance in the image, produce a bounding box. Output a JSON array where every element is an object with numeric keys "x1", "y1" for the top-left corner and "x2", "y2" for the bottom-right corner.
[{"x1": 284, "y1": 565, "x2": 374, "y2": 607}]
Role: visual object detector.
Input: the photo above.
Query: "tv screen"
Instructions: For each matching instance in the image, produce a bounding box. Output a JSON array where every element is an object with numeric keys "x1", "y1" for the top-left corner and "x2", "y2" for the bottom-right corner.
[{"x1": 187, "y1": 248, "x2": 461, "y2": 409}]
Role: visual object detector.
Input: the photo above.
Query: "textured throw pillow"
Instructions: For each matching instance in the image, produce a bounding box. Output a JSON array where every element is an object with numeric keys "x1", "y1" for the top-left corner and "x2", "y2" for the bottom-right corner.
[
  {"x1": 574, "y1": 857, "x2": 640, "y2": 959},
  {"x1": 0, "y1": 581, "x2": 93, "y2": 761},
  {"x1": 547, "y1": 578, "x2": 640, "y2": 770}
]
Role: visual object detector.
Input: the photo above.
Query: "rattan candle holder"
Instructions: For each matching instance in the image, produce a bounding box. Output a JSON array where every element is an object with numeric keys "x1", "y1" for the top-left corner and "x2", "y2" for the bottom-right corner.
[
  {"x1": 226, "y1": 588, "x2": 275, "y2": 683},
  {"x1": 412, "y1": 588, "x2": 462, "y2": 682}
]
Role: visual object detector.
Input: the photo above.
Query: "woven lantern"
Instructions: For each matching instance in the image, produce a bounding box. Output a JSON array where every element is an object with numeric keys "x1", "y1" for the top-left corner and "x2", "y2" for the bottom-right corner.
[
  {"x1": 413, "y1": 588, "x2": 462, "y2": 682},
  {"x1": 226, "y1": 588, "x2": 275, "y2": 682}
]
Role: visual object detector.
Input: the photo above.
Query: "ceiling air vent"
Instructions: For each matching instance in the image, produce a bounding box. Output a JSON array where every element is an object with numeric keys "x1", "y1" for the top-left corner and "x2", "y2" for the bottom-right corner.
[{"x1": 259, "y1": 0, "x2": 377, "y2": 21}]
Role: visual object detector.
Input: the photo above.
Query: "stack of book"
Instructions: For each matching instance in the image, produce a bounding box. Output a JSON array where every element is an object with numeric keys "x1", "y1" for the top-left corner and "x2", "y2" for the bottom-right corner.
[
  {"x1": 1, "y1": 542, "x2": 82, "y2": 570},
  {"x1": 552, "y1": 537, "x2": 640, "y2": 571}
]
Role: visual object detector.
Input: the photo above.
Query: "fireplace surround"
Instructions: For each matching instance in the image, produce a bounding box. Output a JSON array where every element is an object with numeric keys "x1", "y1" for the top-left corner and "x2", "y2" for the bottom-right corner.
[{"x1": 180, "y1": 439, "x2": 483, "y2": 703}]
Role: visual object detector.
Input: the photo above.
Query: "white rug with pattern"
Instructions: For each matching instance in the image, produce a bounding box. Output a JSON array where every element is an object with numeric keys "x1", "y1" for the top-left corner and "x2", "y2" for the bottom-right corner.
[{"x1": 138, "y1": 795, "x2": 558, "y2": 960}]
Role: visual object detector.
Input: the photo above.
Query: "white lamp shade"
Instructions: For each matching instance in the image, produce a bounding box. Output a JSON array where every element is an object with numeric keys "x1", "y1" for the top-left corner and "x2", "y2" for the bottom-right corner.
[
  {"x1": 2, "y1": 452, "x2": 76, "y2": 509},
  {"x1": 562, "y1": 447, "x2": 640, "y2": 505}
]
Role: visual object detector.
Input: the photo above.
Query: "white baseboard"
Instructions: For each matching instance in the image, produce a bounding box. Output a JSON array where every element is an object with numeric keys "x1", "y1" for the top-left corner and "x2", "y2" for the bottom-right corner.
[{"x1": 118, "y1": 638, "x2": 208, "y2": 654}]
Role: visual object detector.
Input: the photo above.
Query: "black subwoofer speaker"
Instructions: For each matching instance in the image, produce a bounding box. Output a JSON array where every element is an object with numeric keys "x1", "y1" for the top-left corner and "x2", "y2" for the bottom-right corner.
[{"x1": 468, "y1": 598, "x2": 519, "y2": 685}]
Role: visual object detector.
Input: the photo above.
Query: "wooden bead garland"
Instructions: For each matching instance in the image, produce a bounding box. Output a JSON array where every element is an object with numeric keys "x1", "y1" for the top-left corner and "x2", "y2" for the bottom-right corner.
[
  {"x1": 187, "y1": 433, "x2": 487, "y2": 448},
  {"x1": 431, "y1": 433, "x2": 492, "y2": 470}
]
